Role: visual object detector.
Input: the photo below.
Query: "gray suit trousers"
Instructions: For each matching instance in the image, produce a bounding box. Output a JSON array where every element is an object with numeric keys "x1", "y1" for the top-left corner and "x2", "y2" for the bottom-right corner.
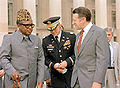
[{"x1": 105, "y1": 69, "x2": 120, "y2": 88}]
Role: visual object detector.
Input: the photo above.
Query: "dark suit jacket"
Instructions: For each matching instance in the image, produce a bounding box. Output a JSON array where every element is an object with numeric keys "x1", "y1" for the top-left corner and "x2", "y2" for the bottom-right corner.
[{"x1": 42, "y1": 31, "x2": 76, "y2": 88}]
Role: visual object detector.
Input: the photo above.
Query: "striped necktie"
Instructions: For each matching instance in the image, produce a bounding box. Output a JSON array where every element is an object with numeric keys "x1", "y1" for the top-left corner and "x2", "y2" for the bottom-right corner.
[{"x1": 77, "y1": 29, "x2": 84, "y2": 52}]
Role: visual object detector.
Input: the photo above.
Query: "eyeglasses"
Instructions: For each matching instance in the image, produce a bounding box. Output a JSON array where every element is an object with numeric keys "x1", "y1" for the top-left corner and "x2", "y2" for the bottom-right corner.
[{"x1": 20, "y1": 23, "x2": 35, "y2": 28}]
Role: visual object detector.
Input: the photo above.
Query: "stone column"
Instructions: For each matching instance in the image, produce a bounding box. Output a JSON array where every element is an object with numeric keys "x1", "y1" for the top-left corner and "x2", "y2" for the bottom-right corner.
[
  {"x1": 23, "y1": 0, "x2": 36, "y2": 34},
  {"x1": 95, "y1": 0, "x2": 107, "y2": 28},
  {"x1": 73, "y1": 0, "x2": 85, "y2": 8},
  {"x1": 73, "y1": 0, "x2": 85, "y2": 34},
  {"x1": 49, "y1": 0, "x2": 62, "y2": 22},
  {"x1": 116, "y1": 0, "x2": 120, "y2": 43},
  {"x1": 49, "y1": 0, "x2": 62, "y2": 16},
  {"x1": 0, "y1": 0, "x2": 8, "y2": 46}
]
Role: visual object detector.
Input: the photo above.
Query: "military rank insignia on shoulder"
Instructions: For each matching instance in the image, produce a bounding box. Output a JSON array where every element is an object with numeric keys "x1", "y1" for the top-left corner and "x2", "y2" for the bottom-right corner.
[{"x1": 70, "y1": 32, "x2": 74, "y2": 34}]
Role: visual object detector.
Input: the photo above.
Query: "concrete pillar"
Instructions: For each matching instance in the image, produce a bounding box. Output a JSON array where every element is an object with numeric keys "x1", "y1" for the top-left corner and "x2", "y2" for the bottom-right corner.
[
  {"x1": 116, "y1": 0, "x2": 120, "y2": 43},
  {"x1": 73, "y1": 0, "x2": 85, "y2": 8},
  {"x1": 23, "y1": 0, "x2": 36, "y2": 34},
  {"x1": 0, "y1": 0, "x2": 8, "y2": 46},
  {"x1": 49, "y1": 0, "x2": 62, "y2": 17},
  {"x1": 95, "y1": 0, "x2": 107, "y2": 28},
  {"x1": 73, "y1": 0, "x2": 85, "y2": 34},
  {"x1": 72, "y1": 0, "x2": 85, "y2": 34}
]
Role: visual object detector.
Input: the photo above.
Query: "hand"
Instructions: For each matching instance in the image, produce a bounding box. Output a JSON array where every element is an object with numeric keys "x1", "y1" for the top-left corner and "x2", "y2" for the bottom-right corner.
[
  {"x1": 36, "y1": 81, "x2": 43, "y2": 88},
  {"x1": 46, "y1": 79, "x2": 51, "y2": 87},
  {"x1": 59, "y1": 61, "x2": 67, "y2": 69},
  {"x1": 54, "y1": 64, "x2": 59, "y2": 70},
  {"x1": 0, "y1": 69, "x2": 5, "y2": 77},
  {"x1": 119, "y1": 75, "x2": 120, "y2": 80},
  {"x1": 11, "y1": 72, "x2": 19, "y2": 81},
  {"x1": 56, "y1": 68, "x2": 64, "y2": 73},
  {"x1": 92, "y1": 82, "x2": 101, "y2": 88}
]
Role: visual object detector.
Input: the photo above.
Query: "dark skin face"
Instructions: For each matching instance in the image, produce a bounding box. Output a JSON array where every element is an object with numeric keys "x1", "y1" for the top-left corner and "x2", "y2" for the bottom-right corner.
[{"x1": 17, "y1": 20, "x2": 34, "y2": 36}]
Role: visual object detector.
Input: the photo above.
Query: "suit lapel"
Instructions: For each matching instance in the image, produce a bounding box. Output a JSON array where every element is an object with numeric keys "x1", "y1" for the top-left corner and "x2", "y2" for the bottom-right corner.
[
  {"x1": 77, "y1": 25, "x2": 95, "y2": 57},
  {"x1": 75, "y1": 32, "x2": 80, "y2": 57}
]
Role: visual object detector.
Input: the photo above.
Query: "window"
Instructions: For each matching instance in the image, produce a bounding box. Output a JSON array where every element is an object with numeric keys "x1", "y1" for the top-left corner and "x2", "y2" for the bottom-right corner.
[
  {"x1": 112, "y1": 11, "x2": 116, "y2": 28},
  {"x1": 36, "y1": 5, "x2": 39, "y2": 27},
  {"x1": 92, "y1": 9, "x2": 95, "y2": 24},
  {"x1": 8, "y1": 2, "x2": 13, "y2": 26},
  {"x1": 111, "y1": 0, "x2": 116, "y2": 5},
  {"x1": 114, "y1": 36, "x2": 117, "y2": 42}
]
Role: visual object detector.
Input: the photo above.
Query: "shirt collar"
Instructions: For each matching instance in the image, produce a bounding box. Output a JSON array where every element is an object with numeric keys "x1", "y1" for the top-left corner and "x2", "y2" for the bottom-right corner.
[
  {"x1": 18, "y1": 30, "x2": 32, "y2": 42},
  {"x1": 58, "y1": 30, "x2": 62, "y2": 39},
  {"x1": 109, "y1": 41, "x2": 112, "y2": 46},
  {"x1": 53, "y1": 30, "x2": 62, "y2": 39},
  {"x1": 82, "y1": 22, "x2": 93, "y2": 33}
]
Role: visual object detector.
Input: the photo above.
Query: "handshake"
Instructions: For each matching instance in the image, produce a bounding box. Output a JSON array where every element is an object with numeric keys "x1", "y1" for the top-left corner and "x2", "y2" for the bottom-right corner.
[{"x1": 54, "y1": 61, "x2": 67, "y2": 74}]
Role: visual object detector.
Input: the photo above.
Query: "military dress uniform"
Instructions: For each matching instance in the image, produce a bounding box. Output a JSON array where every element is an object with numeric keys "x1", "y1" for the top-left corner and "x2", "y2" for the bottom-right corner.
[
  {"x1": 42, "y1": 16, "x2": 76, "y2": 88},
  {"x1": 42, "y1": 31, "x2": 76, "y2": 88}
]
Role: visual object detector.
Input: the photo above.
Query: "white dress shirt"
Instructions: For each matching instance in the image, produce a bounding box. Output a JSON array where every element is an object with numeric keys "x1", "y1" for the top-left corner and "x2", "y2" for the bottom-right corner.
[{"x1": 109, "y1": 41, "x2": 114, "y2": 67}]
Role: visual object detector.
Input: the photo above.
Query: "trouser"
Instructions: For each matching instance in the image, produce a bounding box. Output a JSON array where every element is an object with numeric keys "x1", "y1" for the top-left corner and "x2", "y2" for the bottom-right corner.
[{"x1": 105, "y1": 69, "x2": 116, "y2": 88}]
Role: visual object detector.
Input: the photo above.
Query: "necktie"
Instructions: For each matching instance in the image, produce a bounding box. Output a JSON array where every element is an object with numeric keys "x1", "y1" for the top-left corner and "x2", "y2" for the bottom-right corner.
[
  {"x1": 77, "y1": 29, "x2": 84, "y2": 52},
  {"x1": 109, "y1": 44, "x2": 111, "y2": 66},
  {"x1": 55, "y1": 36, "x2": 59, "y2": 47}
]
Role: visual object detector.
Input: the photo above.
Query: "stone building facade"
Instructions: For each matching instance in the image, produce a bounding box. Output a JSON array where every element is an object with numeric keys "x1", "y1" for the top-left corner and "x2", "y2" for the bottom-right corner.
[{"x1": 0, "y1": 0, "x2": 119, "y2": 44}]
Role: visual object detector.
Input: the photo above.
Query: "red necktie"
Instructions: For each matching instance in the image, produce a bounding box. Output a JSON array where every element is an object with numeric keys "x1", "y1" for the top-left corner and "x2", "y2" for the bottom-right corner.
[{"x1": 77, "y1": 29, "x2": 84, "y2": 52}]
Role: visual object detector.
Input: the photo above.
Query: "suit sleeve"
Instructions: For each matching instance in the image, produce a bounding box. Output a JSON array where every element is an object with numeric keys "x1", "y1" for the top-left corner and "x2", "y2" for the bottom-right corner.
[
  {"x1": 42, "y1": 39, "x2": 55, "y2": 70},
  {"x1": 65, "y1": 34, "x2": 76, "y2": 67},
  {"x1": 37, "y1": 37, "x2": 45, "y2": 82},
  {"x1": 0, "y1": 62, "x2": 2, "y2": 70},
  {"x1": 93, "y1": 30, "x2": 109, "y2": 83},
  {"x1": 117, "y1": 43, "x2": 120, "y2": 75},
  {"x1": 0, "y1": 35, "x2": 16, "y2": 77}
]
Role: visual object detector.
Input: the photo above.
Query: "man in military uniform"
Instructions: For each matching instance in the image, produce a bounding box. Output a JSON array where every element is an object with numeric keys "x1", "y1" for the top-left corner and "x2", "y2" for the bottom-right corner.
[{"x1": 42, "y1": 16, "x2": 76, "y2": 88}]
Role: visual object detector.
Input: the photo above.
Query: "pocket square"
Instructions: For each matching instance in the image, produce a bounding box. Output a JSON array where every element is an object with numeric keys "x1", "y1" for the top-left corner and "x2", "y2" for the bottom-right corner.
[{"x1": 34, "y1": 46, "x2": 38, "y2": 48}]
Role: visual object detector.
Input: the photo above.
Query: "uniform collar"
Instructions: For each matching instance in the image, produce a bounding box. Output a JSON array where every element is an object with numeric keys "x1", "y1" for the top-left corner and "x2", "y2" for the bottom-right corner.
[{"x1": 15, "y1": 30, "x2": 33, "y2": 42}]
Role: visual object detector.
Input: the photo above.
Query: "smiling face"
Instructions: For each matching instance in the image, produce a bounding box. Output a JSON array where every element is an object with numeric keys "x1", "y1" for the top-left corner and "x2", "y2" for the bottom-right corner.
[
  {"x1": 17, "y1": 20, "x2": 34, "y2": 36},
  {"x1": 73, "y1": 13, "x2": 87, "y2": 30}
]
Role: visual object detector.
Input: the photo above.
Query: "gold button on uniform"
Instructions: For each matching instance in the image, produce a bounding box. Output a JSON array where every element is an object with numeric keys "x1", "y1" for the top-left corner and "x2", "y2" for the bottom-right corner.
[
  {"x1": 59, "y1": 50, "x2": 61, "y2": 52},
  {"x1": 60, "y1": 55, "x2": 62, "y2": 57}
]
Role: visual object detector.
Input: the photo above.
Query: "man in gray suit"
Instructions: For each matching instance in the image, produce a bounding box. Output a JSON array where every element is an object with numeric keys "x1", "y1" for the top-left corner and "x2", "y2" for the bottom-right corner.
[
  {"x1": 0, "y1": 64, "x2": 5, "y2": 88},
  {"x1": 104, "y1": 27, "x2": 120, "y2": 88},
  {"x1": 0, "y1": 9, "x2": 45, "y2": 88},
  {"x1": 71, "y1": 7, "x2": 110, "y2": 88}
]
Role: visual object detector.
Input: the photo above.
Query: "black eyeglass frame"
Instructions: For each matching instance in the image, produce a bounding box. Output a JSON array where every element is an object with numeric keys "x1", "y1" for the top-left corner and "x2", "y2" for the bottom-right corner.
[{"x1": 19, "y1": 23, "x2": 35, "y2": 28}]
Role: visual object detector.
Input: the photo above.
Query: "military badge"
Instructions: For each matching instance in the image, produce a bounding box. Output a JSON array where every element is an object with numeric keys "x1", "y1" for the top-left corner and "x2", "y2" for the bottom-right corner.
[
  {"x1": 63, "y1": 40, "x2": 71, "y2": 46},
  {"x1": 47, "y1": 21, "x2": 51, "y2": 24},
  {"x1": 47, "y1": 44, "x2": 54, "y2": 51}
]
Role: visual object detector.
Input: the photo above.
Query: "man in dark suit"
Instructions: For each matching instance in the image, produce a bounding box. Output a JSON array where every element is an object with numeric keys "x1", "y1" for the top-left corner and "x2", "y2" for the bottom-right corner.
[
  {"x1": 71, "y1": 7, "x2": 110, "y2": 88},
  {"x1": 42, "y1": 16, "x2": 76, "y2": 88}
]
